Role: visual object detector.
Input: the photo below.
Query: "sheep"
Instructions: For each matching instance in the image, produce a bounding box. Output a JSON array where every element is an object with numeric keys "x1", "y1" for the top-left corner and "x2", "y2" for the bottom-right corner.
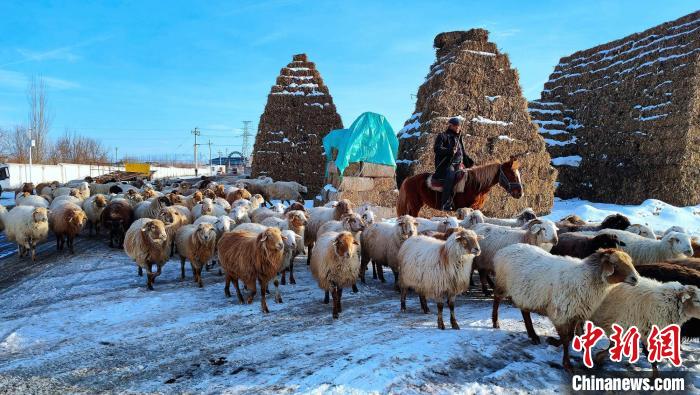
[
  {"x1": 264, "y1": 181, "x2": 307, "y2": 203},
  {"x1": 175, "y1": 223, "x2": 217, "y2": 287},
  {"x1": 310, "y1": 231, "x2": 361, "y2": 319},
  {"x1": 134, "y1": 196, "x2": 173, "y2": 219},
  {"x1": 49, "y1": 202, "x2": 87, "y2": 254},
  {"x1": 598, "y1": 229, "x2": 693, "y2": 265},
  {"x1": 663, "y1": 226, "x2": 687, "y2": 236},
  {"x1": 305, "y1": 199, "x2": 353, "y2": 265},
  {"x1": 317, "y1": 213, "x2": 365, "y2": 239},
  {"x1": 250, "y1": 206, "x2": 278, "y2": 224},
  {"x1": 557, "y1": 213, "x2": 631, "y2": 234},
  {"x1": 167, "y1": 192, "x2": 184, "y2": 206},
  {"x1": 398, "y1": 228, "x2": 481, "y2": 329},
  {"x1": 225, "y1": 188, "x2": 251, "y2": 205},
  {"x1": 229, "y1": 205, "x2": 251, "y2": 226},
  {"x1": 471, "y1": 220, "x2": 559, "y2": 296},
  {"x1": 213, "y1": 184, "x2": 226, "y2": 198},
  {"x1": 184, "y1": 191, "x2": 204, "y2": 209},
  {"x1": 590, "y1": 276, "x2": 700, "y2": 376},
  {"x1": 17, "y1": 182, "x2": 34, "y2": 196},
  {"x1": 101, "y1": 199, "x2": 135, "y2": 248},
  {"x1": 625, "y1": 223, "x2": 656, "y2": 239},
  {"x1": 214, "y1": 197, "x2": 231, "y2": 212},
  {"x1": 492, "y1": 245, "x2": 639, "y2": 372},
  {"x1": 0, "y1": 205, "x2": 7, "y2": 232},
  {"x1": 550, "y1": 232, "x2": 626, "y2": 258},
  {"x1": 121, "y1": 190, "x2": 145, "y2": 207},
  {"x1": 248, "y1": 194, "x2": 265, "y2": 210},
  {"x1": 82, "y1": 194, "x2": 108, "y2": 236},
  {"x1": 415, "y1": 216, "x2": 459, "y2": 234},
  {"x1": 360, "y1": 215, "x2": 418, "y2": 286},
  {"x1": 323, "y1": 200, "x2": 338, "y2": 208},
  {"x1": 15, "y1": 192, "x2": 49, "y2": 209},
  {"x1": 482, "y1": 208, "x2": 537, "y2": 227},
  {"x1": 50, "y1": 195, "x2": 82, "y2": 209},
  {"x1": 218, "y1": 227, "x2": 285, "y2": 313},
  {"x1": 169, "y1": 204, "x2": 192, "y2": 224},
  {"x1": 236, "y1": 178, "x2": 273, "y2": 200},
  {"x1": 634, "y1": 261, "x2": 700, "y2": 341},
  {"x1": 234, "y1": 222, "x2": 267, "y2": 234},
  {"x1": 277, "y1": 229, "x2": 301, "y2": 287},
  {"x1": 123, "y1": 218, "x2": 170, "y2": 290},
  {"x1": 36, "y1": 181, "x2": 60, "y2": 196},
  {"x1": 192, "y1": 198, "x2": 227, "y2": 219},
  {"x1": 4, "y1": 206, "x2": 49, "y2": 261},
  {"x1": 457, "y1": 209, "x2": 485, "y2": 229},
  {"x1": 261, "y1": 210, "x2": 307, "y2": 236},
  {"x1": 557, "y1": 214, "x2": 587, "y2": 226},
  {"x1": 355, "y1": 204, "x2": 376, "y2": 225},
  {"x1": 283, "y1": 201, "x2": 306, "y2": 215},
  {"x1": 55, "y1": 182, "x2": 90, "y2": 200},
  {"x1": 158, "y1": 206, "x2": 190, "y2": 257}
]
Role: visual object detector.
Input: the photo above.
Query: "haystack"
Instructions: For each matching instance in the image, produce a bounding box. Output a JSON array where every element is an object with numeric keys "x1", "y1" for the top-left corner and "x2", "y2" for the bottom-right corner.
[
  {"x1": 251, "y1": 54, "x2": 343, "y2": 195},
  {"x1": 529, "y1": 11, "x2": 700, "y2": 205},
  {"x1": 397, "y1": 29, "x2": 557, "y2": 217}
]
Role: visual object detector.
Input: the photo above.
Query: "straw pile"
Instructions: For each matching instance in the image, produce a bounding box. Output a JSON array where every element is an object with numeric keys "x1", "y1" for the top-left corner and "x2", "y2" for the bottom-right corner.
[
  {"x1": 251, "y1": 54, "x2": 343, "y2": 195},
  {"x1": 318, "y1": 150, "x2": 398, "y2": 219},
  {"x1": 529, "y1": 11, "x2": 700, "y2": 205},
  {"x1": 396, "y1": 29, "x2": 557, "y2": 217}
]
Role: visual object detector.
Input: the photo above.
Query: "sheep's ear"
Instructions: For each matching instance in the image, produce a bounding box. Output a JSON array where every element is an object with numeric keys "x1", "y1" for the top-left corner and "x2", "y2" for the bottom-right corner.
[
  {"x1": 601, "y1": 258, "x2": 615, "y2": 278},
  {"x1": 353, "y1": 240, "x2": 360, "y2": 246},
  {"x1": 477, "y1": 234, "x2": 485, "y2": 240},
  {"x1": 618, "y1": 240, "x2": 627, "y2": 247},
  {"x1": 260, "y1": 232, "x2": 268, "y2": 241},
  {"x1": 141, "y1": 227, "x2": 148, "y2": 233},
  {"x1": 679, "y1": 288, "x2": 693, "y2": 303},
  {"x1": 668, "y1": 236, "x2": 679, "y2": 244}
]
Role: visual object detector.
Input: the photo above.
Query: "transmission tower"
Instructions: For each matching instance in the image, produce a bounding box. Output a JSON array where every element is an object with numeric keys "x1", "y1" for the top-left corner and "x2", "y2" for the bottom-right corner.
[{"x1": 241, "y1": 121, "x2": 252, "y2": 159}]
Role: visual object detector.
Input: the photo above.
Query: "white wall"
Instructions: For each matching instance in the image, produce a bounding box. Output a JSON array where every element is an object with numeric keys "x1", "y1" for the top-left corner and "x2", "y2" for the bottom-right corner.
[{"x1": 6, "y1": 163, "x2": 207, "y2": 189}]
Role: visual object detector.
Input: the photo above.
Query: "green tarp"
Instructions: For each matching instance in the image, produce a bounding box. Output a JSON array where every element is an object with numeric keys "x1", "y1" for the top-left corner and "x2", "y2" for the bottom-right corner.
[{"x1": 322, "y1": 112, "x2": 398, "y2": 176}]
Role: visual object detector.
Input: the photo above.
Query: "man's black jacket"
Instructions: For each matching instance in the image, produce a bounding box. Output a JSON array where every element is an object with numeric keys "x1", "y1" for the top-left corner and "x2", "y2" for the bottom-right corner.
[{"x1": 433, "y1": 130, "x2": 474, "y2": 179}]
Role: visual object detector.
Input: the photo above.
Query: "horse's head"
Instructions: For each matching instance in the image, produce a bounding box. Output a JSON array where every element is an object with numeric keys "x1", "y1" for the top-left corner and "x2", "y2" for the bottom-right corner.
[{"x1": 499, "y1": 156, "x2": 523, "y2": 199}]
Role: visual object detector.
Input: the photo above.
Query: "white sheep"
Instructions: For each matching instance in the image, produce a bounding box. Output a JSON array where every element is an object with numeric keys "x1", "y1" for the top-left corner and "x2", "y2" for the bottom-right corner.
[
  {"x1": 264, "y1": 181, "x2": 307, "y2": 203},
  {"x1": 4, "y1": 206, "x2": 49, "y2": 261},
  {"x1": 123, "y1": 218, "x2": 170, "y2": 290},
  {"x1": 599, "y1": 229, "x2": 693, "y2": 265},
  {"x1": 214, "y1": 197, "x2": 231, "y2": 212},
  {"x1": 233, "y1": 222, "x2": 268, "y2": 234},
  {"x1": 471, "y1": 220, "x2": 559, "y2": 295},
  {"x1": 663, "y1": 226, "x2": 687, "y2": 236},
  {"x1": 305, "y1": 200, "x2": 353, "y2": 264},
  {"x1": 175, "y1": 223, "x2": 218, "y2": 287},
  {"x1": 229, "y1": 205, "x2": 251, "y2": 226},
  {"x1": 459, "y1": 209, "x2": 486, "y2": 228},
  {"x1": 135, "y1": 196, "x2": 173, "y2": 219},
  {"x1": 0, "y1": 204, "x2": 7, "y2": 232},
  {"x1": 398, "y1": 228, "x2": 481, "y2": 329},
  {"x1": 323, "y1": 200, "x2": 339, "y2": 208},
  {"x1": 249, "y1": 206, "x2": 278, "y2": 224},
  {"x1": 492, "y1": 244, "x2": 639, "y2": 372},
  {"x1": 625, "y1": 224, "x2": 656, "y2": 239},
  {"x1": 482, "y1": 208, "x2": 537, "y2": 227},
  {"x1": 415, "y1": 216, "x2": 459, "y2": 234},
  {"x1": 591, "y1": 277, "x2": 700, "y2": 375},
  {"x1": 15, "y1": 193, "x2": 49, "y2": 209},
  {"x1": 193, "y1": 198, "x2": 227, "y2": 218},
  {"x1": 50, "y1": 195, "x2": 82, "y2": 209},
  {"x1": 260, "y1": 210, "x2": 307, "y2": 238},
  {"x1": 360, "y1": 215, "x2": 418, "y2": 286},
  {"x1": 278, "y1": 229, "x2": 301, "y2": 285},
  {"x1": 310, "y1": 231, "x2": 361, "y2": 319},
  {"x1": 355, "y1": 205, "x2": 375, "y2": 225},
  {"x1": 82, "y1": 194, "x2": 109, "y2": 236}
]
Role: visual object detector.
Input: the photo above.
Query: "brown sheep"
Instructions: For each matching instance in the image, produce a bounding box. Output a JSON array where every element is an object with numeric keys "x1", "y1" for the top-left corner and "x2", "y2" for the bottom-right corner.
[
  {"x1": 218, "y1": 228, "x2": 285, "y2": 313},
  {"x1": 158, "y1": 206, "x2": 189, "y2": 257},
  {"x1": 201, "y1": 189, "x2": 216, "y2": 200},
  {"x1": 284, "y1": 201, "x2": 307, "y2": 215},
  {"x1": 214, "y1": 184, "x2": 226, "y2": 198},
  {"x1": 693, "y1": 239, "x2": 700, "y2": 258},
  {"x1": 175, "y1": 223, "x2": 217, "y2": 287},
  {"x1": 36, "y1": 181, "x2": 59, "y2": 196},
  {"x1": 49, "y1": 202, "x2": 87, "y2": 254},
  {"x1": 101, "y1": 199, "x2": 135, "y2": 248},
  {"x1": 556, "y1": 213, "x2": 631, "y2": 235},
  {"x1": 185, "y1": 190, "x2": 203, "y2": 209},
  {"x1": 225, "y1": 188, "x2": 251, "y2": 204},
  {"x1": 550, "y1": 232, "x2": 626, "y2": 258},
  {"x1": 124, "y1": 218, "x2": 170, "y2": 290},
  {"x1": 310, "y1": 231, "x2": 360, "y2": 319}
]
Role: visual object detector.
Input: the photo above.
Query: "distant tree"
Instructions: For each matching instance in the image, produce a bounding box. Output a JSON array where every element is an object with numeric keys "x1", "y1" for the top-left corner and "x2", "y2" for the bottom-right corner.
[
  {"x1": 49, "y1": 130, "x2": 110, "y2": 165},
  {"x1": 26, "y1": 76, "x2": 52, "y2": 163}
]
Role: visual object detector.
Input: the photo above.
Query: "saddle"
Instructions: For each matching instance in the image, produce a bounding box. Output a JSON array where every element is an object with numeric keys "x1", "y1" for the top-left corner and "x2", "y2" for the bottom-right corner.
[{"x1": 426, "y1": 170, "x2": 467, "y2": 193}]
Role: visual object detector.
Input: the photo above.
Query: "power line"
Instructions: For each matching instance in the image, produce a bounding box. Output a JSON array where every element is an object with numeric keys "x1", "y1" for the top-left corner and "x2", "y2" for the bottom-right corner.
[{"x1": 241, "y1": 121, "x2": 252, "y2": 158}]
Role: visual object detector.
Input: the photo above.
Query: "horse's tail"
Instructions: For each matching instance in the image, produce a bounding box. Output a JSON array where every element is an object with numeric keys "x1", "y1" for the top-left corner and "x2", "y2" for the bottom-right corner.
[{"x1": 397, "y1": 176, "x2": 411, "y2": 216}]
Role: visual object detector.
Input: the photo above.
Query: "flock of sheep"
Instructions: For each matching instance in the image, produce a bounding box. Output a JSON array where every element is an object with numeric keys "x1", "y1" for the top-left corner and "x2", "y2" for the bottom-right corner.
[{"x1": 1, "y1": 175, "x2": 699, "y2": 375}]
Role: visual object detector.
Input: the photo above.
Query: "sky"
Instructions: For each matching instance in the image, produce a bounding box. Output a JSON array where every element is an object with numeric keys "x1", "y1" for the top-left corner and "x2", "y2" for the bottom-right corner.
[{"x1": 0, "y1": 0, "x2": 698, "y2": 162}]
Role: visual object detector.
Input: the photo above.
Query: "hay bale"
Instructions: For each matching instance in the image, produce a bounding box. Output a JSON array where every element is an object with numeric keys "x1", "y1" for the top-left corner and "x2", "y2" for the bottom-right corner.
[
  {"x1": 332, "y1": 176, "x2": 374, "y2": 192},
  {"x1": 341, "y1": 162, "x2": 395, "y2": 178},
  {"x1": 396, "y1": 28, "x2": 557, "y2": 217},
  {"x1": 251, "y1": 53, "x2": 343, "y2": 195},
  {"x1": 529, "y1": 10, "x2": 700, "y2": 206}
]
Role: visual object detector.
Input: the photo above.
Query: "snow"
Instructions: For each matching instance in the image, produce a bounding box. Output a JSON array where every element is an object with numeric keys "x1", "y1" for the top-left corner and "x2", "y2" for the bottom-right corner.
[
  {"x1": 551, "y1": 155, "x2": 582, "y2": 167},
  {"x1": 497, "y1": 135, "x2": 514, "y2": 142},
  {"x1": 0, "y1": 197, "x2": 698, "y2": 392},
  {"x1": 639, "y1": 113, "x2": 669, "y2": 121},
  {"x1": 395, "y1": 159, "x2": 414, "y2": 164},
  {"x1": 544, "y1": 137, "x2": 577, "y2": 146},
  {"x1": 527, "y1": 108, "x2": 561, "y2": 114},
  {"x1": 634, "y1": 101, "x2": 671, "y2": 111},
  {"x1": 543, "y1": 198, "x2": 700, "y2": 236},
  {"x1": 463, "y1": 50, "x2": 497, "y2": 57},
  {"x1": 538, "y1": 128, "x2": 569, "y2": 135},
  {"x1": 471, "y1": 116, "x2": 512, "y2": 126},
  {"x1": 530, "y1": 101, "x2": 562, "y2": 107},
  {"x1": 322, "y1": 184, "x2": 337, "y2": 193},
  {"x1": 485, "y1": 95, "x2": 500, "y2": 102},
  {"x1": 272, "y1": 90, "x2": 305, "y2": 96},
  {"x1": 533, "y1": 119, "x2": 565, "y2": 126}
]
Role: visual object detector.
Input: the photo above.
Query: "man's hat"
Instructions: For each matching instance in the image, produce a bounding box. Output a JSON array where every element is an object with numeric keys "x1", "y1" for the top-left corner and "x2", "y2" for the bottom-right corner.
[{"x1": 448, "y1": 117, "x2": 461, "y2": 126}]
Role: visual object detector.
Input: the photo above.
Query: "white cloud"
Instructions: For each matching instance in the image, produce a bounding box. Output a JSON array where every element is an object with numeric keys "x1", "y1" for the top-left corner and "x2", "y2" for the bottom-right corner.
[
  {"x1": 17, "y1": 47, "x2": 81, "y2": 62},
  {"x1": 0, "y1": 69, "x2": 79, "y2": 90},
  {"x1": 43, "y1": 76, "x2": 81, "y2": 90}
]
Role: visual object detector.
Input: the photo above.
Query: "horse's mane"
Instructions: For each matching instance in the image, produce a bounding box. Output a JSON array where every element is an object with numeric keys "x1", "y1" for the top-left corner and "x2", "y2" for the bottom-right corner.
[{"x1": 463, "y1": 162, "x2": 500, "y2": 192}]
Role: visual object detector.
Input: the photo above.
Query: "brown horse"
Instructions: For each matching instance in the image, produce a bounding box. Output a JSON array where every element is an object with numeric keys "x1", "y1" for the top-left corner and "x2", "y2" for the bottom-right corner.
[{"x1": 397, "y1": 157, "x2": 524, "y2": 217}]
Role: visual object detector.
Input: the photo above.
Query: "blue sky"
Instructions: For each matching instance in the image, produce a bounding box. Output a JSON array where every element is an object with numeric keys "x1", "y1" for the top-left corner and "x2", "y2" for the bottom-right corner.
[{"x1": 0, "y1": 1, "x2": 697, "y2": 161}]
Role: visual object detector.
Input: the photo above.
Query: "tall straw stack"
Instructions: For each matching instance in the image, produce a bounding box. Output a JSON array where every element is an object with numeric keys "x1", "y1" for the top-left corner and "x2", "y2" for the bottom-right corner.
[
  {"x1": 530, "y1": 11, "x2": 700, "y2": 205},
  {"x1": 251, "y1": 54, "x2": 343, "y2": 195},
  {"x1": 397, "y1": 29, "x2": 557, "y2": 217}
]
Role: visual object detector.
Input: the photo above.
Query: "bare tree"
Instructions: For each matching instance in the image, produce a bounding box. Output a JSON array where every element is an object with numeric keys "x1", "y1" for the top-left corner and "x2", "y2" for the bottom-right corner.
[
  {"x1": 27, "y1": 76, "x2": 52, "y2": 163},
  {"x1": 8, "y1": 125, "x2": 29, "y2": 163},
  {"x1": 0, "y1": 127, "x2": 10, "y2": 161},
  {"x1": 49, "y1": 130, "x2": 109, "y2": 165}
]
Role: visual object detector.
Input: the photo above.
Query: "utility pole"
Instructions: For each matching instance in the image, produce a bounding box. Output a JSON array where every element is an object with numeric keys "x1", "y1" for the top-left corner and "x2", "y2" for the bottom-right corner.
[
  {"x1": 114, "y1": 147, "x2": 119, "y2": 166},
  {"x1": 241, "y1": 121, "x2": 252, "y2": 159},
  {"x1": 208, "y1": 140, "x2": 213, "y2": 176},
  {"x1": 192, "y1": 127, "x2": 200, "y2": 176}
]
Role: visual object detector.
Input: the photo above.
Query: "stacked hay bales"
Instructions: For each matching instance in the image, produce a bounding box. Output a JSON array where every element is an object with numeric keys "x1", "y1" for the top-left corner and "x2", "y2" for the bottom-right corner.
[
  {"x1": 529, "y1": 11, "x2": 700, "y2": 205},
  {"x1": 251, "y1": 54, "x2": 343, "y2": 195},
  {"x1": 397, "y1": 29, "x2": 557, "y2": 217},
  {"x1": 320, "y1": 158, "x2": 398, "y2": 219}
]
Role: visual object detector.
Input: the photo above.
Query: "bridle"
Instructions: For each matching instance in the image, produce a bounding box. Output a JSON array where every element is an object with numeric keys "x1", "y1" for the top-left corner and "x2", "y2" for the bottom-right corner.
[{"x1": 498, "y1": 164, "x2": 522, "y2": 194}]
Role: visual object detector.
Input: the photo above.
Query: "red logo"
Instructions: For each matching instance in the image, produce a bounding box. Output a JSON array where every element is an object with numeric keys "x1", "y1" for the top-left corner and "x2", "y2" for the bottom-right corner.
[
  {"x1": 572, "y1": 321, "x2": 605, "y2": 368},
  {"x1": 647, "y1": 324, "x2": 682, "y2": 367},
  {"x1": 609, "y1": 324, "x2": 641, "y2": 363}
]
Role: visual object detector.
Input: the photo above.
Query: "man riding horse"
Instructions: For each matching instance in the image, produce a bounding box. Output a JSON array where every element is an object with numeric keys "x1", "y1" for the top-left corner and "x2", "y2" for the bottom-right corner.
[{"x1": 433, "y1": 117, "x2": 474, "y2": 211}]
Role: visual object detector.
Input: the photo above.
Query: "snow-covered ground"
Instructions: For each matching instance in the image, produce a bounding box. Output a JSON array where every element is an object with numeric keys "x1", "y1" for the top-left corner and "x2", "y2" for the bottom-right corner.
[
  {"x1": 0, "y1": 192, "x2": 13, "y2": 208},
  {"x1": 543, "y1": 198, "x2": 700, "y2": 236},
  {"x1": 0, "y1": 197, "x2": 699, "y2": 393}
]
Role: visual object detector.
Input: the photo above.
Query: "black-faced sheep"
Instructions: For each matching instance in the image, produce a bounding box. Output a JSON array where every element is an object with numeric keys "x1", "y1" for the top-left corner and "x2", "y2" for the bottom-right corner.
[
  {"x1": 101, "y1": 199, "x2": 135, "y2": 248},
  {"x1": 218, "y1": 227, "x2": 285, "y2": 314},
  {"x1": 310, "y1": 231, "x2": 361, "y2": 319},
  {"x1": 492, "y1": 245, "x2": 638, "y2": 372},
  {"x1": 398, "y1": 228, "x2": 481, "y2": 329}
]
